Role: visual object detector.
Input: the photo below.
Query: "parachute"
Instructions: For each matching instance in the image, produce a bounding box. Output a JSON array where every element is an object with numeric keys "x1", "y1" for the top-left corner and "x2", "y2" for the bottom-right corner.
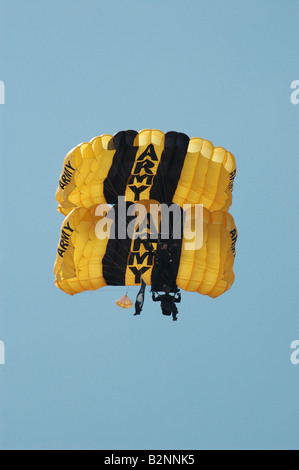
[
  {"x1": 115, "y1": 295, "x2": 133, "y2": 309},
  {"x1": 56, "y1": 129, "x2": 236, "y2": 215},
  {"x1": 54, "y1": 129, "x2": 237, "y2": 301}
]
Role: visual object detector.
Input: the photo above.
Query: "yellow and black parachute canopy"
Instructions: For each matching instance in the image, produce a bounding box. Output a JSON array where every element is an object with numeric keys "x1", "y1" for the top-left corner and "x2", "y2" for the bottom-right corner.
[
  {"x1": 54, "y1": 129, "x2": 237, "y2": 300},
  {"x1": 54, "y1": 201, "x2": 237, "y2": 298},
  {"x1": 56, "y1": 129, "x2": 236, "y2": 215}
]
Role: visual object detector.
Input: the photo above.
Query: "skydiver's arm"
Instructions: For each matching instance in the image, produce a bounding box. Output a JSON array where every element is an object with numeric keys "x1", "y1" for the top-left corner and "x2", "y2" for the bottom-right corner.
[
  {"x1": 152, "y1": 292, "x2": 161, "y2": 302},
  {"x1": 174, "y1": 293, "x2": 181, "y2": 303}
]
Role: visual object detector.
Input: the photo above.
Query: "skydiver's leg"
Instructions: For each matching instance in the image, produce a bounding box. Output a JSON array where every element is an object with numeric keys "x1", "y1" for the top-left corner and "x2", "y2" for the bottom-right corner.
[{"x1": 172, "y1": 304, "x2": 178, "y2": 321}]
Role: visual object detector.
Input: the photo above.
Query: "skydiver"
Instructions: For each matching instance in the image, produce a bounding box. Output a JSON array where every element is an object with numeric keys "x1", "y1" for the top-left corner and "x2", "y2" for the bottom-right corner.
[
  {"x1": 141, "y1": 237, "x2": 179, "y2": 293},
  {"x1": 154, "y1": 240, "x2": 178, "y2": 292},
  {"x1": 134, "y1": 278, "x2": 146, "y2": 316},
  {"x1": 152, "y1": 287, "x2": 181, "y2": 321}
]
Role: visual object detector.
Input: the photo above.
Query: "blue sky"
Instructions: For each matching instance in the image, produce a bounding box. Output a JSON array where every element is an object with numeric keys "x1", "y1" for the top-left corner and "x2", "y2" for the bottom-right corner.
[{"x1": 0, "y1": 0, "x2": 298, "y2": 450}]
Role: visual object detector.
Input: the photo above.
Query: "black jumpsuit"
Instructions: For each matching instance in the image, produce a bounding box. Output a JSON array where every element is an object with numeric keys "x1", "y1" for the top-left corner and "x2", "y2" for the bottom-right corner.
[{"x1": 152, "y1": 292, "x2": 181, "y2": 321}]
